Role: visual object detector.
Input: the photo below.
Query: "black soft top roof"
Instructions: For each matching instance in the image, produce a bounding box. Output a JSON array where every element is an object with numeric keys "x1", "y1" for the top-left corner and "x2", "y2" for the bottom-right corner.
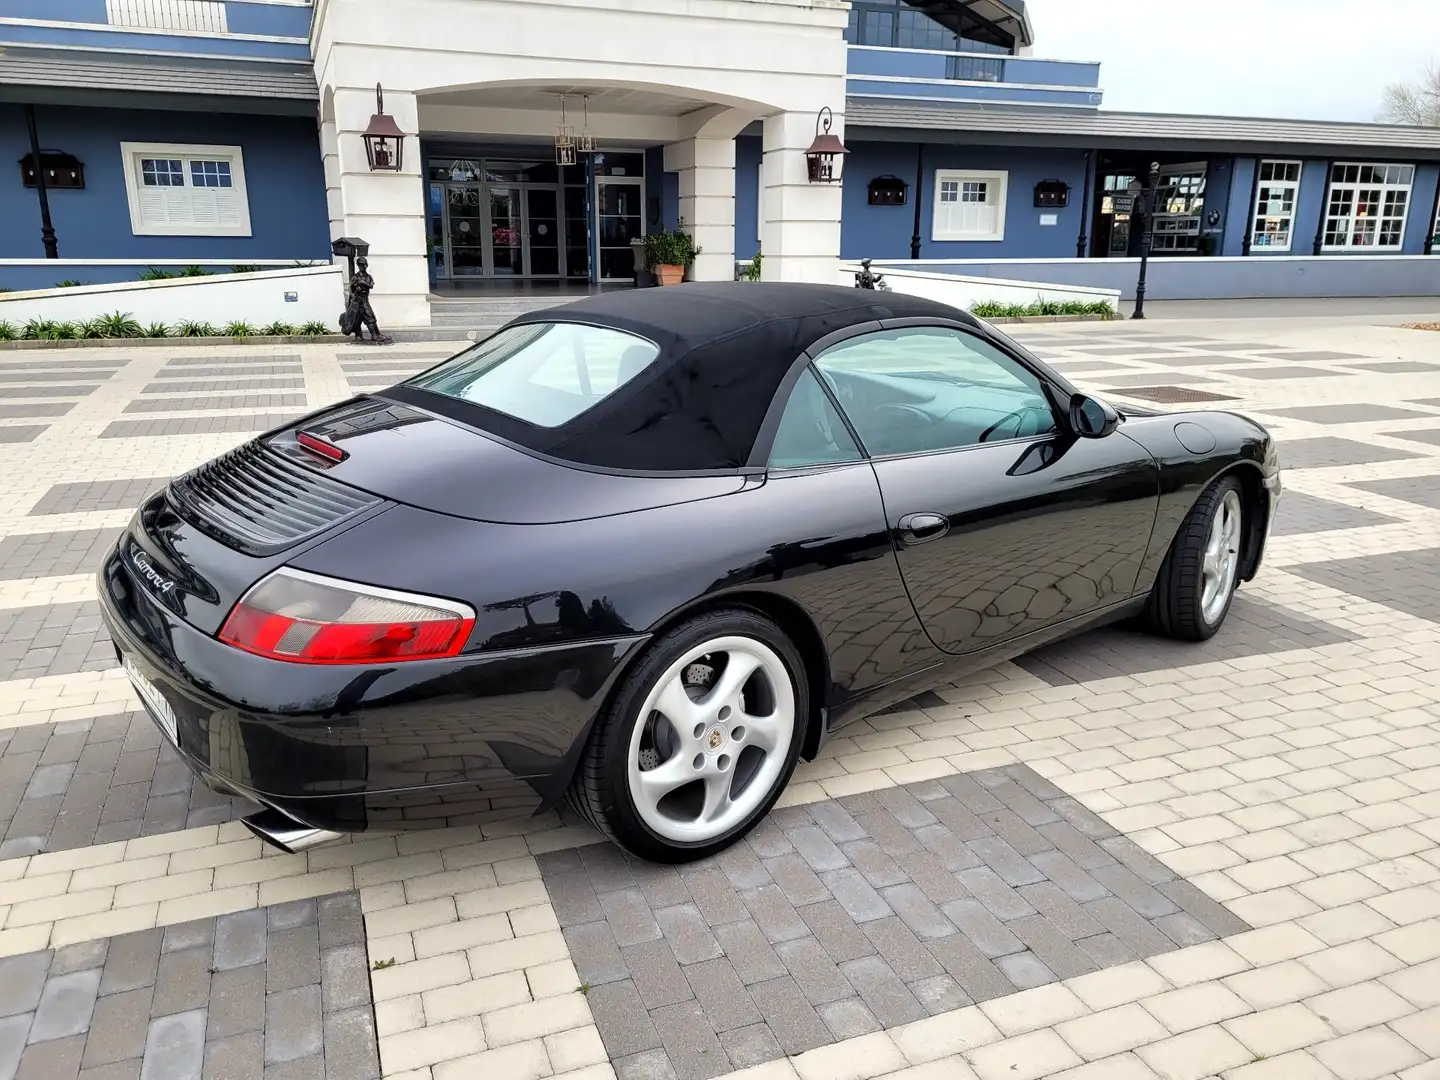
[{"x1": 461, "y1": 282, "x2": 977, "y2": 472}]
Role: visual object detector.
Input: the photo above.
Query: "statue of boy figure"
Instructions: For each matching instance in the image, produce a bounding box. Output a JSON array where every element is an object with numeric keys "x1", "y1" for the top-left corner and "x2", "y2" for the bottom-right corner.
[{"x1": 341, "y1": 256, "x2": 391, "y2": 344}]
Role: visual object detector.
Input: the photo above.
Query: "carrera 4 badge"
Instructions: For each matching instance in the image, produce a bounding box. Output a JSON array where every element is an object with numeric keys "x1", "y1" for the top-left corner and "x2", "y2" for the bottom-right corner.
[{"x1": 131, "y1": 547, "x2": 177, "y2": 595}]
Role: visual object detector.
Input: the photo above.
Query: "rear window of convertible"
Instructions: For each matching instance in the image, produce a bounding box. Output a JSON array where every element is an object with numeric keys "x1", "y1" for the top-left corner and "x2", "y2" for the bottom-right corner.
[{"x1": 405, "y1": 322, "x2": 661, "y2": 428}]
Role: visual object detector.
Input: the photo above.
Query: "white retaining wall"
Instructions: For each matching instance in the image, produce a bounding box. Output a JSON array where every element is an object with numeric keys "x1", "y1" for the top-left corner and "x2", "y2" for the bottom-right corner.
[
  {"x1": 0, "y1": 266, "x2": 346, "y2": 328},
  {"x1": 835, "y1": 262, "x2": 1120, "y2": 311}
]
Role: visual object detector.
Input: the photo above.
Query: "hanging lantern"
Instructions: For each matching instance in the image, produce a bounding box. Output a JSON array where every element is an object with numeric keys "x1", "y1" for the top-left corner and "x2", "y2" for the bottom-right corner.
[
  {"x1": 804, "y1": 107, "x2": 848, "y2": 184},
  {"x1": 577, "y1": 95, "x2": 596, "y2": 155},
  {"x1": 554, "y1": 96, "x2": 577, "y2": 167},
  {"x1": 362, "y1": 84, "x2": 406, "y2": 172}
]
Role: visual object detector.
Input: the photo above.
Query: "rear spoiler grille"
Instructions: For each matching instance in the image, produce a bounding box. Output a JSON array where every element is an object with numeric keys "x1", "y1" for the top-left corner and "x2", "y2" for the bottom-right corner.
[{"x1": 168, "y1": 440, "x2": 380, "y2": 555}]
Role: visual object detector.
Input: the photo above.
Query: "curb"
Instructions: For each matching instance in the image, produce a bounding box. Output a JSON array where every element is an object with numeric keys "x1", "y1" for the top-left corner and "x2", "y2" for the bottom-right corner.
[
  {"x1": 0, "y1": 332, "x2": 475, "y2": 350},
  {"x1": 980, "y1": 314, "x2": 1118, "y2": 325}
]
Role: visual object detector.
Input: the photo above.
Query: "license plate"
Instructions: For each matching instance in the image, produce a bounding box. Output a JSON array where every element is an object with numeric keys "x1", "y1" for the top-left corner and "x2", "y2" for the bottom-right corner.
[{"x1": 124, "y1": 656, "x2": 178, "y2": 746}]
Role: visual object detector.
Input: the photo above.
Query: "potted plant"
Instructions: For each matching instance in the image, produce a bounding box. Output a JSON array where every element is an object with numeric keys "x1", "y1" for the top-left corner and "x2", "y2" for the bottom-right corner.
[{"x1": 643, "y1": 220, "x2": 700, "y2": 287}]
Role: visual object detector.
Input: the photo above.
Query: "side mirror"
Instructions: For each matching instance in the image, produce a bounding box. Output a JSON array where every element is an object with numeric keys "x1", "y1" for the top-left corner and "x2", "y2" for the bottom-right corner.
[{"x1": 1069, "y1": 393, "x2": 1119, "y2": 439}]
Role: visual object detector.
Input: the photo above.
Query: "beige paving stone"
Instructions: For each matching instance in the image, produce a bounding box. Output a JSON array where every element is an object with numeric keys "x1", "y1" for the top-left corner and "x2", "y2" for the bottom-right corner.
[
  {"x1": 371, "y1": 953, "x2": 474, "y2": 1003},
  {"x1": 1054, "y1": 1003, "x2": 1169, "y2": 1061},
  {"x1": 411, "y1": 912, "x2": 512, "y2": 958},
  {"x1": 375, "y1": 996, "x2": 426, "y2": 1037},
  {"x1": 1379, "y1": 957, "x2": 1440, "y2": 1008},
  {"x1": 380, "y1": 1019, "x2": 487, "y2": 1073},
  {"x1": 482, "y1": 991, "x2": 591, "y2": 1046},
  {"x1": 545, "y1": 1025, "x2": 607, "y2": 1073},
  {"x1": 431, "y1": 1041, "x2": 552, "y2": 1080},
  {"x1": 1221, "y1": 1048, "x2": 1342, "y2": 1080},
  {"x1": 1066, "y1": 961, "x2": 1173, "y2": 1012},
  {"x1": 1143, "y1": 983, "x2": 1253, "y2": 1034},
  {"x1": 1306, "y1": 983, "x2": 1416, "y2": 1035},
  {"x1": 1312, "y1": 1027, "x2": 1427, "y2": 1080},
  {"x1": 1226, "y1": 923, "x2": 1328, "y2": 966},
  {"x1": 1373, "y1": 919, "x2": 1440, "y2": 963},
  {"x1": 526, "y1": 957, "x2": 581, "y2": 1000},
  {"x1": 1223, "y1": 1001, "x2": 1337, "y2": 1057},
  {"x1": 467, "y1": 930, "x2": 569, "y2": 979},
  {"x1": 366, "y1": 896, "x2": 459, "y2": 939},
  {"x1": 1300, "y1": 940, "x2": 1407, "y2": 989},
  {"x1": 1134, "y1": 1025, "x2": 1253, "y2": 1080},
  {"x1": 965, "y1": 1029, "x2": 1082, "y2": 1080},
  {"x1": 1389, "y1": 1005, "x2": 1440, "y2": 1057},
  {"x1": 50, "y1": 902, "x2": 159, "y2": 948},
  {"x1": 1299, "y1": 902, "x2": 1399, "y2": 946},
  {"x1": 1147, "y1": 941, "x2": 1250, "y2": 988},
  {"x1": 154, "y1": 883, "x2": 257, "y2": 925},
  {"x1": 979, "y1": 984, "x2": 1088, "y2": 1037},
  {"x1": 793, "y1": 1031, "x2": 906, "y2": 1080}
]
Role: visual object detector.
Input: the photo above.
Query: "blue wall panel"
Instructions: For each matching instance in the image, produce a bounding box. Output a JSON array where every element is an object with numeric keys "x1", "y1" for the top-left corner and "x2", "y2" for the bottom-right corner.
[
  {"x1": 0, "y1": 21, "x2": 310, "y2": 58},
  {"x1": 1405, "y1": 165, "x2": 1440, "y2": 254},
  {"x1": 224, "y1": 1, "x2": 313, "y2": 38},
  {"x1": 0, "y1": 104, "x2": 330, "y2": 281},
  {"x1": 1223, "y1": 157, "x2": 1256, "y2": 257},
  {"x1": 4, "y1": 0, "x2": 107, "y2": 22},
  {"x1": 736, "y1": 136, "x2": 762, "y2": 258},
  {"x1": 840, "y1": 141, "x2": 1088, "y2": 261},
  {"x1": 846, "y1": 78, "x2": 1098, "y2": 106},
  {"x1": 1293, "y1": 160, "x2": 1332, "y2": 255},
  {"x1": 1202, "y1": 157, "x2": 1234, "y2": 256}
]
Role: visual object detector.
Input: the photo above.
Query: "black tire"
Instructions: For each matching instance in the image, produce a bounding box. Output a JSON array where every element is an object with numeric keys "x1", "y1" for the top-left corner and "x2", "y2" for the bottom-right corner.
[
  {"x1": 567, "y1": 607, "x2": 809, "y2": 863},
  {"x1": 1146, "y1": 475, "x2": 1245, "y2": 642}
]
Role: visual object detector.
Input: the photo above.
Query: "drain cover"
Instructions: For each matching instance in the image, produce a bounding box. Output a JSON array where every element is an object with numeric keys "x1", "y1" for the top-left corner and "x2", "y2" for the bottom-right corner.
[{"x1": 1113, "y1": 385, "x2": 1240, "y2": 404}]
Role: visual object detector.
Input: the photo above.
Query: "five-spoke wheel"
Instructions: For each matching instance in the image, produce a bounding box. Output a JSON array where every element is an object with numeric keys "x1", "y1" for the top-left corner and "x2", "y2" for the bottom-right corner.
[
  {"x1": 569, "y1": 608, "x2": 807, "y2": 862},
  {"x1": 1147, "y1": 474, "x2": 1247, "y2": 642}
]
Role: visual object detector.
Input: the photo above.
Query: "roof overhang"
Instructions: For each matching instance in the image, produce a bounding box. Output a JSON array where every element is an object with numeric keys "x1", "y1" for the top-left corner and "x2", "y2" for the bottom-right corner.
[
  {"x1": 0, "y1": 47, "x2": 318, "y2": 116},
  {"x1": 903, "y1": 0, "x2": 1034, "y2": 51},
  {"x1": 845, "y1": 98, "x2": 1440, "y2": 160}
]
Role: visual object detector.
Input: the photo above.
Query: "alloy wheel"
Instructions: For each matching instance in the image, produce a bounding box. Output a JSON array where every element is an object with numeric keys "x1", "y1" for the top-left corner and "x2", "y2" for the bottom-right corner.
[
  {"x1": 626, "y1": 635, "x2": 795, "y2": 844},
  {"x1": 1200, "y1": 488, "x2": 1243, "y2": 625}
]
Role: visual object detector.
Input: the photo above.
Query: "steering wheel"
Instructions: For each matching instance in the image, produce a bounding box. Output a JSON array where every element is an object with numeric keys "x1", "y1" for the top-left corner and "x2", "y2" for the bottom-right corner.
[{"x1": 978, "y1": 404, "x2": 1047, "y2": 444}]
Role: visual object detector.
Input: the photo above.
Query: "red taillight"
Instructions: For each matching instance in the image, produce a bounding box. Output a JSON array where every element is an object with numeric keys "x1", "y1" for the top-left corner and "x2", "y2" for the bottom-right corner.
[
  {"x1": 297, "y1": 431, "x2": 346, "y2": 463},
  {"x1": 219, "y1": 568, "x2": 474, "y2": 664}
]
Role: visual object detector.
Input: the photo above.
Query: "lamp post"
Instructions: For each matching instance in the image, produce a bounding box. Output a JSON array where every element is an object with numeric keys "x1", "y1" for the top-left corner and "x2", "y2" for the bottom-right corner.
[
  {"x1": 1131, "y1": 161, "x2": 1161, "y2": 320},
  {"x1": 23, "y1": 105, "x2": 58, "y2": 259}
]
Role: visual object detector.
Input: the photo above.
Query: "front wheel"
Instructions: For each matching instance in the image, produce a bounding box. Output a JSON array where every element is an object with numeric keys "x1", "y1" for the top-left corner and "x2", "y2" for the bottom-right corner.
[
  {"x1": 1146, "y1": 476, "x2": 1245, "y2": 641},
  {"x1": 568, "y1": 608, "x2": 807, "y2": 863}
]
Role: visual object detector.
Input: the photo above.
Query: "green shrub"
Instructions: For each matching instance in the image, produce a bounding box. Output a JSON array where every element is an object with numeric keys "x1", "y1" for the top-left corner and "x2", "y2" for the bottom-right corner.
[
  {"x1": 26, "y1": 319, "x2": 80, "y2": 340},
  {"x1": 298, "y1": 320, "x2": 330, "y2": 336},
  {"x1": 223, "y1": 320, "x2": 256, "y2": 340},
  {"x1": 261, "y1": 321, "x2": 297, "y2": 337},
  {"x1": 175, "y1": 320, "x2": 217, "y2": 337},
  {"x1": 230, "y1": 265, "x2": 261, "y2": 274},
  {"x1": 643, "y1": 220, "x2": 701, "y2": 268},
  {"x1": 738, "y1": 250, "x2": 762, "y2": 282},
  {"x1": 139, "y1": 267, "x2": 178, "y2": 281},
  {"x1": 179, "y1": 266, "x2": 214, "y2": 277},
  {"x1": 144, "y1": 322, "x2": 169, "y2": 338},
  {"x1": 54, "y1": 279, "x2": 86, "y2": 289},
  {"x1": 96, "y1": 312, "x2": 144, "y2": 338},
  {"x1": 970, "y1": 298, "x2": 1116, "y2": 320},
  {"x1": 79, "y1": 318, "x2": 107, "y2": 339},
  {"x1": 0, "y1": 321, "x2": 17, "y2": 341}
]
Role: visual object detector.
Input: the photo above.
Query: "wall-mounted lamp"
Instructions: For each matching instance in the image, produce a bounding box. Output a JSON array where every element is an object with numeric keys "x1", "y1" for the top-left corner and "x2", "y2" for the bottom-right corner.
[
  {"x1": 21, "y1": 150, "x2": 84, "y2": 190},
  {"x1": 362, "y1": 84, "x2": 407, "y2": 172},
  {"x1": 804, "y1": 107, "x2": 848, "y2": 184}
]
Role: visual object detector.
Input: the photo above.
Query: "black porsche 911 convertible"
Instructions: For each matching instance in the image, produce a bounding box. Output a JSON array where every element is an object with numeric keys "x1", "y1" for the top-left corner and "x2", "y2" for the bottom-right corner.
[{"x1": 99, "y1": 282, "x2": 1280, "y2": 862}]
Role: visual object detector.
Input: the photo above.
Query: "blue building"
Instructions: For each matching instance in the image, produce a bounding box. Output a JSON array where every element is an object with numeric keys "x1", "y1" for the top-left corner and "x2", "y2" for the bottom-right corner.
[{"x1": 4, "y1": 0, "x2": 1439, "y2": 315}]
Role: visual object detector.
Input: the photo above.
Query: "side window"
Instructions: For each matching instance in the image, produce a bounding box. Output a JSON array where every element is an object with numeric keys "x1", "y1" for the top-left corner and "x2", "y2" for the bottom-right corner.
[
  {"x1": 767, "y1": 367, "x2": 863, "y2": 469},
  {"x1": 814, "y1": 327, "x2": 1057, "y2": 457}
]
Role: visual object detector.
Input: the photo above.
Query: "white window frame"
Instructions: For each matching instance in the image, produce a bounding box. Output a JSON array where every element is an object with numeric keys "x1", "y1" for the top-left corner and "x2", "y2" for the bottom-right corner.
[
  {"x1": 932, "y1": 169, "x2": 1008, "y2": 242},
  {"x1": 1321, "y1": 161, "x2": 1414, "y2": 252},
  {"x1": 1250, "y1": 159, "x2": 1302, "y2": 253},
  {"x1": 120, "y1": 142, "x2": 252, "y2": 238}
]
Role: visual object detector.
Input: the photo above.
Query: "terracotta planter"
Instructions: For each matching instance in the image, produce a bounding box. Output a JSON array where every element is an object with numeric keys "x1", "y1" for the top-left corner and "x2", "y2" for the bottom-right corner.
[{"x1": 655, "y1": 264, "x2": 685, "y2": 287}]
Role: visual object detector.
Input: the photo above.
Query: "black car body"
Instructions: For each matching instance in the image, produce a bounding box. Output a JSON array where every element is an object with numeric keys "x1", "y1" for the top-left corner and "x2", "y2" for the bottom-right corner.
[{"x1": 98, "y1": 282, "x2": 1280, "y2": 855}]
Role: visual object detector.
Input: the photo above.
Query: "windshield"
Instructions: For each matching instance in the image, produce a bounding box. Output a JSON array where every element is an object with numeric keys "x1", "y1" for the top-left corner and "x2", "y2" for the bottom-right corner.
[{"x1": 406, "y1": 322, "x2": 661, "y2": 428}]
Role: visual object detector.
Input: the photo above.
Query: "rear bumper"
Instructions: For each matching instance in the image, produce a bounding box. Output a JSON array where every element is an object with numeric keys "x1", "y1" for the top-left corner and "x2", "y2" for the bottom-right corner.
[{"x1": 97, "y1": 540, "x2": 645, "y2": 833}]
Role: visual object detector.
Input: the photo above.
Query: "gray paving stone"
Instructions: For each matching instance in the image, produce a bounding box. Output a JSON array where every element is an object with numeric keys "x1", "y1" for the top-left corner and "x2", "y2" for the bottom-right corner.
[
  {"x1": 717, "y1": 1023, "x2": 783, "y2": 1071},
  {"x1": 613, "y1": 1049, "x2": 676, "y2": 1080},
  {"x1": 817, "y1": 867, "x2": 892, "y2": 923},
  {"x1": 738, "y1": 885, "x2": 808, "y2": 944},
  {"x1": 879, "y1": 883, "x2": 956, "y2": 940},
  {"x1": 546, "y1": 870, "x2": 604, "y2": 928},
  {"x1": 860, "y1": 917, "x2": 943, "y2": 982},
  {"x1": 315, "y1": 895, "x2": 364, "y2": 952},
  {"x1": 586, "y1": 981, "x2": 662, "y2": 1059},
  {"x1": 816, "y1": 997, "x2": 880, "y2": 1041},
  {"x1": 160, "y1": 922, "x2": 212, "y2": 957},
  {"x1": 837, "y1": 840, "x2": 907, "y2": 889},
  {"x1": 50, "y1": 944, "x2": 106, "y2": 979},
  {"x1": 785, "y1": 826, "x2": 848, "y2": 873},
  {"x1": 318, "y1": 947, "x2": 369, "y2": 1014},
  {"x1": 627, "y1": 863, "x2": 691, "y2": 910},
  {"x1": 798, "y1": 900, "x2": 878, "y2": 964},
  {"x1": 263, "y1": 985, "x2": 322, "y2": 1065},
  {"x1": 995, "y1": 950, "x2": 1057, "y2": 990},
  {"x1": 81, "y1": 988, "x2": 152, "y2": 1069},
  {"x1": 29, "y1": 970, "x2": 101, "y2": 1044},
  {"x1": 684, "y1": 958, "x2": 762, "y2": 1032},
  {"x1": 651, "y1": 905, "x2": 721, "y2": 965},
  {"x1": 207, "y1": 966, "x2": 266, "y2": 1040},
  {"x1": 264, "y1": 927, "x2": 319, "y2": 994},
  {"x1": 772, "y1": 938, "x2": 852, "y2": 1007},
  {"x1": 139, "y1": 1009, "x2": 205, "y2": 1080},
  {"x1": 0, "y1": 1014, "x2": 31, "y2": 1080},
  {"x1": 837, "y1": 955, "x2": 924, "y2": 1027},
  {"x1": 599, "y1": 889, "x2": 662, "y2": 948},
  {"x1": 0, "y1": 954, "x2": 51, "y2": 1019},
  {"x1": 263, "y1": 1053, "x2": 323, "y2": 1080},
  {"x1": 710, "y1": 922, "x2": 785, "y2": 986},
  {"x1": 911, "y1": 974, "x2": 971, "y2": 1015},
  {"x1": 320, "y1": 1008, "x2": 380, "y2": 1080},
  {"x1": 214, "y1": 912, "x2": 267, "y2": 972},
  {"x1": 622, "y1": 941, "x2": 692, "y2": 1011},
  {"x1": 28, "y1": 479, "x2": 171, "y2": 517},
  {"x1": 679, "y1": 869, "x2": 746, "y2": 926},
  {"x1": 202, "y1": 1031, "x2": 262, "y2": 1080},
  {"x1": 78, "y1": 1061, "x2": 141, "y2": 1080},
  {"x1": 564, "y1": 922, "x2": 628, "y2": 986},
  {"x1": 150, "y1": 949, "x2": 210, "y2": 1017},
  {"x1": 746, "y1": 977, "x2": 830, "y2": 1056},
  {"x1": 715, "y1": 844, "x2": 771, "y2": 890},
  {"x1": 15, "y1": 1032, "x2": 85, "y2": 1080}
]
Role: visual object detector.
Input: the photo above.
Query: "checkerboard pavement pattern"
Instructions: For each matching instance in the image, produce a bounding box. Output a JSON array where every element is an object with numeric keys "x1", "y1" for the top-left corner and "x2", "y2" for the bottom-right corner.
[{"x1": 0, "y1": 316, "x2": 1438, "y2": 1080}]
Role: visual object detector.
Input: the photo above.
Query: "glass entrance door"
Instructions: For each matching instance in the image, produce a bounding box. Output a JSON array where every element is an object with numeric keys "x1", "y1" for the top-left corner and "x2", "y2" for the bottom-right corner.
[
  {"x1": 488, "y1": 186, "x2": 523, "y2": 276},
  {"x1": 596, "y1": 178, "x2": 644, "y2": 281},
  {"x1": 447, "y1": 185, "x2": 486, "y2": 277},
  {"x1": 525, "y1": 187, "x2": 562, "y2": 277}
]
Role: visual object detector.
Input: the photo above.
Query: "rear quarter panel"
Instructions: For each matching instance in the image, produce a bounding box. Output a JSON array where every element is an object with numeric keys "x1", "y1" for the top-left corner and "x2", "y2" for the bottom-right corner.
[{"x1": 1119, "y1": 409, "x2": 1275, "y2": 591}]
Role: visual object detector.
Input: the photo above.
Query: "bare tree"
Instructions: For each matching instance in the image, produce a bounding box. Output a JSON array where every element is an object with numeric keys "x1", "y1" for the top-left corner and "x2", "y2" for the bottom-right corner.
[{"x1": 1380, "y1": 64, "x2": 1440, "y2": 126}]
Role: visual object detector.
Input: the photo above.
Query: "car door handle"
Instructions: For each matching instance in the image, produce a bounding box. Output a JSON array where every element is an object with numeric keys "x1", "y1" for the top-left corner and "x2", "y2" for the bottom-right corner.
[{"x1": 898, "y1": 512, "x2": 949, "y2": 546}]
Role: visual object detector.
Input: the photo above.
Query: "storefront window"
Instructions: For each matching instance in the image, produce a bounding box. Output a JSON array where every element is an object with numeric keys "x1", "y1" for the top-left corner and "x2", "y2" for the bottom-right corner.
[
  {"x1": 1323, "y1": 163, "x2": 1414, "y2": 250},
  {"x1": 1251, "y1": 160, "x2": 1301, "y2": 252}
]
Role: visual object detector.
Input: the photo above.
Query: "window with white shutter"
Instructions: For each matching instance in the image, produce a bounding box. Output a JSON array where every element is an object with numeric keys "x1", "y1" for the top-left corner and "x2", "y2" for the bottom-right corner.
[
  {"x1": 932, "y1": 170, "x2": 1008, "y2": 242},
  {"x1": 121, "y1": 143, "x2": 252, "y2": 237}
]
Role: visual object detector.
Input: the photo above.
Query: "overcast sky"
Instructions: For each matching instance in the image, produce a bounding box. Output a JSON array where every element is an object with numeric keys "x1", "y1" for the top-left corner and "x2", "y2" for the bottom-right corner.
[{"x1": 1023, "y1": 0, "x2": 1438, "y2": 122}]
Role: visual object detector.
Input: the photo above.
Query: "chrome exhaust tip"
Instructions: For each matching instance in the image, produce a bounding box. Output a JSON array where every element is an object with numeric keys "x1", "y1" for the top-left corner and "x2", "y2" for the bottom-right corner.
[{"x1": 241, "y1": 808, "x2": 343, "y2": 854}]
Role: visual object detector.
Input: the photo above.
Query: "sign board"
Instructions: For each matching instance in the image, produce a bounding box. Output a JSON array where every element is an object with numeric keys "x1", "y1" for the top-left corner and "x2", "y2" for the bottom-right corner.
[{"x1": 1112, "y1": 194, "x2": 1135, "y2": 214}]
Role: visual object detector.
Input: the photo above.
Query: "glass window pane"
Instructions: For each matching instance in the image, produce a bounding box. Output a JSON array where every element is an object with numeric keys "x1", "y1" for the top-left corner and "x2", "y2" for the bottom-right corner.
[
  {"x1": 407, "y1": 322, "x2": 660, "y2": 428},
  {"x1": 768, "y1": 368, "x2": 863, "y2": 468},
  {"x1": 814, "y1": 327, "x2": 1056, "y2": 456}
]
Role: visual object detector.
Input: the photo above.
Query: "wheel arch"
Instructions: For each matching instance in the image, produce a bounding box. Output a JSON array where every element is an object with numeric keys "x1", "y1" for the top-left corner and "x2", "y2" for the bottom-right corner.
[
  {"x1": 633, "y1": 589, "x2": 834, "y2": 762},
  {"x1": 1209, "y1": 460, "x2": 1271, "y2": 582}
]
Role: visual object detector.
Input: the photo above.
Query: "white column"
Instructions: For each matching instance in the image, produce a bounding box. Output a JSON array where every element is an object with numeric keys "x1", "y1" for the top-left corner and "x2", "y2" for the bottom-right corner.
[
  {"x1": 760, "y1": 110, "x2": 844, "y2": 283},
  {"x1": 320, "y1": 117, "x2": 343, "y2": 244},
  {"x1": 664, "y1": 137, "x2": 736, "y2": 282},
  {"x1": 332, "y1": 86, "x2": 430, "y2": 328}
]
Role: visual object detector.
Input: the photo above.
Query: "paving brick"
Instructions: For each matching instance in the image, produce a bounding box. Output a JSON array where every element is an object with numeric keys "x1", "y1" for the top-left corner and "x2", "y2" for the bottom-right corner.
[
  {"x1": 0, "y1": 952, "x2": 51, "y2": 1018},
  {"x1": 623, "y1": 940, "x2": 693, "y2": 1011},
  {"x1": 711, "y1": 921, "x2": 786, "y2": 985},
  {"x1": 139, "y1": 1009, "x2": 205, "y2": 1080},
  {"x1": 30, "y1": 968, "x2": 102, "y2": 1043},
  {"x1": 746, "y1": 976, "x2": 831, "y2": 1056},
  {"x1": 81, "y1": 988, "x2": 151, "y2": 1068},
  {"x1": 263, "y1": 985, "x2": 322, "y2": 1065},
  {"x1": 208, "y1": 964, "x2": 266, "y2": 1040}
]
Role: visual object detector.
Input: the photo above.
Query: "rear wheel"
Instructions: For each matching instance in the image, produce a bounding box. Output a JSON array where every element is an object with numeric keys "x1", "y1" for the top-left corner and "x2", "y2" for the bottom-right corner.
[
  {"x1": 1146, "y1": 476, "x2": 1245, "y2": 642},
  {"x1": 568, "y1": 608, "x2": 806, "y2": 863}
]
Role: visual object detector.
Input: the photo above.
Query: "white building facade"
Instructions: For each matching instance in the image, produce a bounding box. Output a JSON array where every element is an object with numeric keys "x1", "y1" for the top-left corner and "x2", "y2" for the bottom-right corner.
[{"x1": 314, "y1": 0, "x2": 852, "y2": 327}]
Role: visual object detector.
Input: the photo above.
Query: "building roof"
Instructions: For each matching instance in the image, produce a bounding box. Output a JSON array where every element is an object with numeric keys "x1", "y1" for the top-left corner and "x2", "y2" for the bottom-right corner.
[
  {"x1": 0, "y1": 48, "x2": 318, "y2": 110},
  {"x1": 846, "y1": 98, "x2": 1440, "y2": 157}
]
